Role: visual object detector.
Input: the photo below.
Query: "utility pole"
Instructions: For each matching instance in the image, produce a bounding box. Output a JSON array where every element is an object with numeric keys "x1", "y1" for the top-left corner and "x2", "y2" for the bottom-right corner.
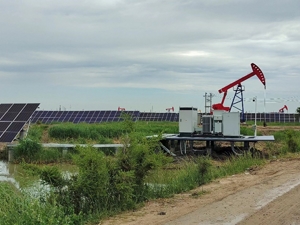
[{"x1": 204, "y1": 92, "x2": 214, "y2": 114}]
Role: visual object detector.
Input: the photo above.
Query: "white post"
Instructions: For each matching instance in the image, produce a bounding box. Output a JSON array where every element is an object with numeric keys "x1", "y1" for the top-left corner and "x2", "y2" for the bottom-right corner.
[
  {"x1": 8, "y1": 148, "x2": 14, "y2": 162},
  {"x1": 253, "y1": 96, "x2": 257, "y2": 136},
  {"x1": 62, "y1": 148, "x2": 68, "y2": 155}
]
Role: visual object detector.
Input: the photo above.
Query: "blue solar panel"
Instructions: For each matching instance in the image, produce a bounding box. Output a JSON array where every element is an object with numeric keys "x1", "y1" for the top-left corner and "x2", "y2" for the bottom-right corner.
[
  {"x1": 0, "y1": 104, "x2": 12, "y2": 113},
  {"x1": 26, "y1": 110, "x2": 282, "y2": 123},
  {"x1": 7, "y1": 122, "x2": 24, "y2": 131},
  {"x1": 89, "y1": 118, "x2": 97, "y2": 123},
  {"x1": 0, "y1": 103, "x2": 39, "y2": 142},
  {"x1": 31, "y1": 110, "x2": 180, "y2": 124},
  {"x1": 0, "y1": 122, "x2": 11, "y2": 132},
  {"x1": 0, "y1": 132, "x2": 18, "y2": 142}
]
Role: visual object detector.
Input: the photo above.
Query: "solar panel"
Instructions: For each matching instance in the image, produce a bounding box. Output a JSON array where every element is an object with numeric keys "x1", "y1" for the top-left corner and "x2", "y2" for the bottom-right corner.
[
  {"x1": 46, "y1": 111, "x2": 58, "y2": 123},
  {"x1": 0, "y1": 104, "x2": 12, "y2": 119},
  {"x1": 0, "y1": 104, "x2": 12, "y2": 113},
  {"x1": 31, "y1": 110, "x2": 174, "y2": 124},
  {"x1": 1, "y1": 104, "x2": 26, "y2": 121},
  {"x1": 7, "y1": 122, "x2": 26, "y2": 131},
  {"x1": 0, "y1": 132, "x2": 18, "y2": 142},
  {"x1": 15, "y1": 112, "x2": 34, "y2": 121},
  {"x1": 0, "y1": 103, "x2": 40, "y2": 143},
  {"x1": 31, "y1": 111, "x2": 41, "y2": 123},
  {"x1": 0, "y1": 122, "x2": 11, "y2": 132}
]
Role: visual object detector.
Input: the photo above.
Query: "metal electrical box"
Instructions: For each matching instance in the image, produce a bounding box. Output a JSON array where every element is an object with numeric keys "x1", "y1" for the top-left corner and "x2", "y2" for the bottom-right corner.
[
  {"x1": 179, "y1": 107, "x2": 198, "y2": 136},
  {"x1": 202, "y1": 115, "x2": 213, "y2": 134},
  {"x1": 213, "y1": 110, "x2": 223, "y2": 134},
  {"x1": 222, "y1": 112, "x2": 240, "y2": 136},
  {"x1": 214, "y1": 121, "x2": 222, "y2": 134}
]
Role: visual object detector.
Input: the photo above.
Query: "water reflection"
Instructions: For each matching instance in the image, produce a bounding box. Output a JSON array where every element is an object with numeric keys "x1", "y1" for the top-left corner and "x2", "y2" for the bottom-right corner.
[
  {"x1": 0, "y1": 160, "x2": 19, "y2": 188},
  {"x1": 0, "y1": 160, "x2": 77, "y2": 198},
  {"x1": 0, "y1": 160, "x2": 51, "y2": 199}
]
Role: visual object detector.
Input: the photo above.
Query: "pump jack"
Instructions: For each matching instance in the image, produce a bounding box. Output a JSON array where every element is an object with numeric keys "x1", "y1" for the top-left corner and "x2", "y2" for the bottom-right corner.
[
  {"x1": 166, "y1": 107, "x2": 174, "y2": 112},
  {"x1": 279, "y1": 105, "x2": 288, "y2": 113},
  {"x1": 118, "y1": 106, "x2": 126, "y2": 111},
  {"x1": 212, "y1": 63, "x2": 266, "y2": 122}
]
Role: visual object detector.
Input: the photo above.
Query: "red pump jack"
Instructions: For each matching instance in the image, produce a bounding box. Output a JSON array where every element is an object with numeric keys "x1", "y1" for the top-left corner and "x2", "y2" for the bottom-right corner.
[
  {"x1": 279, "y1": 105, "x2": 288, "y2": 113},
  {"x1": 212, "y1": 63, "x2": 266, "y2": 122}
]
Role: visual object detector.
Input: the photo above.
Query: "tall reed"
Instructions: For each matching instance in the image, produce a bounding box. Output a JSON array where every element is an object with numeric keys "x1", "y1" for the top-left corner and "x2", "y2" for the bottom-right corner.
[{"x1": 0, "y1": 182, "x2": 82, "y2": 225}]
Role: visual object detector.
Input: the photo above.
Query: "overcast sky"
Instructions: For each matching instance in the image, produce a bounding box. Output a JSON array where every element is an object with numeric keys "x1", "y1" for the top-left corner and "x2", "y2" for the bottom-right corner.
[{"x1": 1, "y1": 0, "x2": 299, "y2": 113}]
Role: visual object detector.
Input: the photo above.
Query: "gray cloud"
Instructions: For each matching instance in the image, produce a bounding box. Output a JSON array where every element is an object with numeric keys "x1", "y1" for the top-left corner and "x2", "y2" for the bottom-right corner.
[{"x1": 0, "y1": 0, "x2": 299, "y2": 111}]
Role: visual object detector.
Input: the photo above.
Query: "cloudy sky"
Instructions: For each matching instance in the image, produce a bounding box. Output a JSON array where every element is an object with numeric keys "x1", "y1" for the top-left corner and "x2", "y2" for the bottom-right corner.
[{"x1": 1, "y1": 0, "x2": 299, "y2": 113}]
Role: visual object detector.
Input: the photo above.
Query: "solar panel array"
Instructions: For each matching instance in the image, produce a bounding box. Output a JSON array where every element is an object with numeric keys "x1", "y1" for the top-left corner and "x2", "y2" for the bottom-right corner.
[
  {"x1": 244, "y1": 112, "x2": 298, "y2": 123},
  {"x1": 31, "y1": 111, "x2": 179, "y2": 123},
  {"x1": 30, "y1": 110, "x2": 300, "y2": 124},
  {"x1": 138, "y1": 112, "x2": 179, "y2": 121},
  {"x1": 31, "y1": 110, "x2": 141, "y2": 124},
  {"x1": 0, "y1": 103, "x2": 40, "y2": 142}
]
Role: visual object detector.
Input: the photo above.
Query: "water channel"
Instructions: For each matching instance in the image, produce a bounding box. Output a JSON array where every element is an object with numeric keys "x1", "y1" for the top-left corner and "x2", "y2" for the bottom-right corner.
[{"x1": 0, "y1": 160, "x2": 78, "y2": 197}]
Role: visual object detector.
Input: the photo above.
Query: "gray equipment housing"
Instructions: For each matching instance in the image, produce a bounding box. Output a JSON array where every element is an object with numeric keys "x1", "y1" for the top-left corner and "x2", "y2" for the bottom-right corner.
[{"x1": 179, "y1": 107, "x2": 240, "y2": 137}]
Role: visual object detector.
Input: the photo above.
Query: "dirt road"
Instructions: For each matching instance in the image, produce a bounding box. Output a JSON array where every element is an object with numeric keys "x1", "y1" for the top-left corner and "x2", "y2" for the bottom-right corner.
[{"x1": 101, "y1": 158, "x2": 300, "y2": 225}]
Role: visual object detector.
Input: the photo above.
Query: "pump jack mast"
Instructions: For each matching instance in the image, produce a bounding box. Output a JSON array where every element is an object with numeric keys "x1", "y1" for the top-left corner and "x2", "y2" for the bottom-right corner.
[{"x1": 212, "y1": 63, "x2": 266, "y2": 122}]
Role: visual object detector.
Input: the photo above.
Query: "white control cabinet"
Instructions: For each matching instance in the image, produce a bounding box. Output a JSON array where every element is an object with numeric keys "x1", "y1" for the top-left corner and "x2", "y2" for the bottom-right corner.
[
  {"x1": 213, "y1": 110, "x2": 223, "y2": 134},
  {"x1": 222, "y1": 112, "x2": 240, "y2": 136},
  {"x1": 179, "y1": 107, "x2": 198, "y2": 135}
]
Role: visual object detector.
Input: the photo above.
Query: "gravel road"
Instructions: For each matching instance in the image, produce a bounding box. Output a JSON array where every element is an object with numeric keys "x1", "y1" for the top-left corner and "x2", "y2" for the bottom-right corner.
[{"x1": 101, "y1": 158, "x2": 300, "y2": 225}]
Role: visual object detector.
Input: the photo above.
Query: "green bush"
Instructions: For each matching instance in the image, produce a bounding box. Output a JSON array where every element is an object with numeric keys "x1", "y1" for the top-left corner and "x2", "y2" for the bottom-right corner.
[
  {"x1": 72, "y1": 146, "x2": 110, "y2": 213},
  {"x1": 117, "y1": 117, "x2": 173, "y2": 200},
  {"x1": 48, "y1": 123, "x2": 124, "y2": 141},
  {"x1": 14, "y1": 138, "x2": 42, "y2": 162},
  {"x1": 40, "y1": 166, "x2": 66, "y2": 188},
  {"x1": 286, "y1": 130, "x2": 300, "y2": 153},
  {"x1": 27, "y1": 126, "x2": 44, "y2": 141},
  {"x1": 272, "y1": 129, "x2": 300, "y2": 154},
  {"x1": 46, "y1": 121, "x2": 178, "y2": 142},
  {"x1": 0, "y1": 182, "x2": 82, "y2": 225},
  {"x1": 14, "y1": 139, "x2": 73, "y2": 163},
  {"x1": 273, "y1": 130, "x2": 287, "y2": 141},
  {"x1": 38, "y1": 117, "x2": 172, "y2": 219}
]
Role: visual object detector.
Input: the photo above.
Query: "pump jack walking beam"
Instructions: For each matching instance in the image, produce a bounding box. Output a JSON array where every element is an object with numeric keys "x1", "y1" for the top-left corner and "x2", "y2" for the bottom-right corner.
[{"x1": 212, "y1": 63, "x2": 266, "y2": 121}]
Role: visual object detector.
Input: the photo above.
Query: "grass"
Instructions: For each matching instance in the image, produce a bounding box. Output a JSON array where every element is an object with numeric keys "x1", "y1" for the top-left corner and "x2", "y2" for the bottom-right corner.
[
  {"x1": 245, "y1": 121, "x2": 300, "y2": 126},
  {"x1": 29, "y1": 121, "x2": 178, "y2": 144},
  {"x1": 2, "y1": 121, "x2": 300, "y2": 225},
  {"x1": 145, "y1": 153, "x2": 265, "y2": 198},
  {"x1": 13, "y1": 138, "x2": 74, "y2": 164},
  {"x1": 0, "y1": 182, "x2": 83, "y2": 225}
]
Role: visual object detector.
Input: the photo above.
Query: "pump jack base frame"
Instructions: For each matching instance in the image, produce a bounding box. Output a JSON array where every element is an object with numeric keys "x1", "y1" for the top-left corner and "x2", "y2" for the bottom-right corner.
[{"x1": 159, "y1": 134, "x2": 275, "y2": 156}]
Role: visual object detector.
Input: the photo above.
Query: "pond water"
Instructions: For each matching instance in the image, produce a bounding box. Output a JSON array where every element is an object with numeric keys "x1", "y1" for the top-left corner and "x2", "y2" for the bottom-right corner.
[
  {"x1": 0, "y1": 160, "x2": 20, "y2": 188},
  {"x1": 0, "y1": 160, "x2": 78, "y2": 197}
]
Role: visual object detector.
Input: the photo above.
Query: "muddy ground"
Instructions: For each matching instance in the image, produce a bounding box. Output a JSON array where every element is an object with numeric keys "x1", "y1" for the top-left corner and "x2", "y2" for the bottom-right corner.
[{"x1": 101, "y1": 126, "x2": 300, "y2": 225}]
